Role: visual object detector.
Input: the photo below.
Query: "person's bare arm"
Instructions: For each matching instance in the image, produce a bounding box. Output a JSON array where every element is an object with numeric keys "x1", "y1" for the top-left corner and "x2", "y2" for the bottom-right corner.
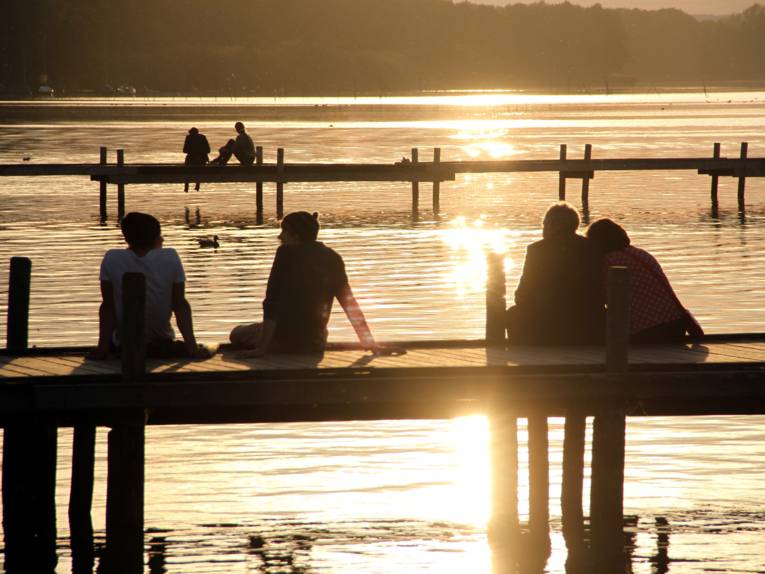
[
  {"x1": 337, "y1": 283, "x2": 378, "y2": 353},
  {"x1": 88, "y1": 281, "x2": 116, "y2": 359},
  {"x1": 172, "y1": 282, "x2": 208, "y2": 358}
]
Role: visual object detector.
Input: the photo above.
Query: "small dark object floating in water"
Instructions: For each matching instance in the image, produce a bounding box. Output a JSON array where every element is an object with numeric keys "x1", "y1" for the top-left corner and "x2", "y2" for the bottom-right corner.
[
  {"x1": 22, "y1": 156, "x2": 31, "y2": 162},
  {"x1": 197, "y1": 235, "x2": 219, "y2": 248}
]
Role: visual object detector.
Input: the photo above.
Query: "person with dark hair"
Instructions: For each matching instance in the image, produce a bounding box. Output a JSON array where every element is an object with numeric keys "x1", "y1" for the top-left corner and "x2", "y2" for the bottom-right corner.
[
  {"x1": 586, "y1": 218, "x2": 703, "y2": 343},
  {"x1": 209, "y1": 121, "x2": 256, "y2": 166},
  {"x1": 88, "y1": 212, "x2": 209, "y2": 359},
  {"x1": 183, "y1": 126, "x2": 210, "y2": 192},
  {"x1": 230, "y1": 211, "x2": 378, "y2": 356},
  {"x1": 506, "y1": 202, "x2": 605, "y2": 344}
]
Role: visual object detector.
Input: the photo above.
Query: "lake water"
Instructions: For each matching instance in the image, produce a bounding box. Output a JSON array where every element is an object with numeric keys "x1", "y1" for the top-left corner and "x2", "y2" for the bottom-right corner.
[{"x1": 1, "y1": 91, "x2": 765, "y2": 573}]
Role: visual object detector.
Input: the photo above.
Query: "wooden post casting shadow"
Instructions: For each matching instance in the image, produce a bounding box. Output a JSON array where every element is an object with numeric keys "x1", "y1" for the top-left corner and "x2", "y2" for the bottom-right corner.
[
  {"x1": 590, "y1": 266, "x2": 629, "y2": 562},
  {"x1": 561, "y1": 412, "x2": 586, "y2": 549},
  {"x1": 103, "y1": 272, "x2": 147, "y2": 574},
  {"x1": 2, "y1": 257, "x2": 58, "y2": 572},
  {"x1": 489, "y1": 413, "x2": 520, "y2": 546},
  {"x1": 276, "y1": 148, "x2": 285, "y2": 219},
  {"x1": 411, "y1": 148, "x2": 419, "y2": 222},
  {"x1": 69, "y1": 425, "x2": 96, "y2": 574},
  {"x1": 99, "y1": 146, "x2": 108, "y2": 222},
  {"x1": 117, "y1": 149, "x2": 126, "y2": 221},
  {"x1": 485, "y1": 252, "x2": 506, "y2": 346},
  {"x1": 528, "y1": 415, "x2": 551, "y2": 553},
  {"x1": 256, "y1": 146, "x2": 264, "y2": 224},
  {"x1": 432, "y1": 148, "x2": 441, "y2": 215}
]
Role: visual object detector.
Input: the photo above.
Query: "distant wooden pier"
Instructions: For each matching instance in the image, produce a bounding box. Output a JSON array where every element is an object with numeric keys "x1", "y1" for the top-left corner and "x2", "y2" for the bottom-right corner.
[
  {"x1": 2, "y1": 256, "x2": 765, "y2": 572},
  {"x1": 0, "y1": 143, "x2": 762, "y2": 221}
]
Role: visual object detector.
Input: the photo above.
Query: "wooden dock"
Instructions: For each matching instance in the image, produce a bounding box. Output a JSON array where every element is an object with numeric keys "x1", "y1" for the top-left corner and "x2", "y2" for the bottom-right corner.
[{"x1": 0, "y1": 142, "x2": 762, "y2": 220}]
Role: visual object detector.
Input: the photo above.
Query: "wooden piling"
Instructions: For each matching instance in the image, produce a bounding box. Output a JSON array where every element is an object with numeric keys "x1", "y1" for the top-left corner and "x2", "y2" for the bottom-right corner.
[
  {"x1": 581, "y1": 144, "x2": 592, "y2": 206},
  {"x1": 561, "y1": 413, "x2": 586, "y2": 545},
  {"x1": 411, "y1": 148, "x2": 419, "y2": 220},
  {"x1": 256, "y1": 146, "x2": 264, "y2": 223},
  {"x1": 485, "y1": 252, "x2": 506, "y2": 346},
  {"x1": 558, "y1": 144, "x2": 567, "y2": 201},
  {"x1": 117, "y1": 149, "x2": 125, "y2": 221},
  {"x1": 590, "y1": 266, "x2": 629, "y2": 556},
  {"x1": 711, "y1": 142, "x2": 721, "y2": 207},
  {"x1": 489, "y1": 414, "x2": 520, "y2": 543},
  {"x1": 737, "y1": 142, "x2": 748, "y2": 210},
  {"x1": 104, "y1": 272, "x2": 146, "y2": 573},
  {"x1": 432, "y1": 148, "x2": 441, "y2": 214},
  {"x1": 99, "y1": 146, "x2": 108, "y2": 221},
  {"x1": 6, "y1": 256, "x2": 31, "y2": 351},
  {"x1": 528, "y1": 416, "x2": 550, "y2": 539},
  {"x1": 276, "y1": 148, "x2": 285, "y2": 219},
  {"x1": 69, "y1": 425, "x2": 96, "y2": 574}
]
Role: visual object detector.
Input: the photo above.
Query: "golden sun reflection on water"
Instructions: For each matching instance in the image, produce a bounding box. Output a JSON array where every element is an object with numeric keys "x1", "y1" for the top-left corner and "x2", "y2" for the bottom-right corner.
[
  {"x1": 451, "y1": 128, "x2": 520, "y2": 159},
  {"x1": 441, "y1": 216, "x2": 515, "y2": 296},
  {"x1": 449, "y1": 416, "x2": 491, "y2": 527}
]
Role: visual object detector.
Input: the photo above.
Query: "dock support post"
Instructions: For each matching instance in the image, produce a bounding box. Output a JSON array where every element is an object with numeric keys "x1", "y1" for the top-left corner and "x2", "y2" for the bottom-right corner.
[
  {"x1": 581, "y1": 144, "x2": 592, "y2": 206},
  {"x1": 558, "y1": 144, "x2": 567, "y2": 201},
  {"x1": 590, "y1": 266, "x2": 629, "y2": 561},
  {"x1": 528, "y1": 415, "x2": 550, "y2": 551},
  {"x1": 562, "y1": 413, "x2": 586, "y2": 548},
  {"x1": 117, "y1": 149, "x2": 125, "y2": 221},
  {"x1": 3, "y1": 257, "x2": 58, "y2": 572},
  {"x1": 710, "y1": 142, "x2": 720, "y2": 209},
  {"x1": 104, "y1": 272, "x2": 146, "y2": 574},
  {"x1": 276, "y1": 148, "x2": 285, "y2": 219},
  {"x1": 737, "y1": 142, "x2": 748, "y2": 210},
  {"x1": 485, "y1": 252, "x2": 506, "y2": 346},
  {"x1": 256, "y1": 146, "x2": 264, "y2": 224},
  {"x1": 411, "y1": 148, "x2": 419, "y2": 221},
  {"x1": 432, "y1": 148, "x2": 441, "y2": 214},
  {"x1": 489, "y1": 413, "x2": 519, "y2": 544},
  {"x1": 69, "y1": 425, "x2": 96, "y2": 574},
  {"x1": 99, "y1": 146, "x2": 108, "y2": 222}
]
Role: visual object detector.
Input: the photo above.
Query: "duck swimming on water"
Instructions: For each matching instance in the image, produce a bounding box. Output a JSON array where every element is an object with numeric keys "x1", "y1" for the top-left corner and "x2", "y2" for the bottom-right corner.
[{"x1": 197, "y1": 235, "x2": 219, "y2": 248}]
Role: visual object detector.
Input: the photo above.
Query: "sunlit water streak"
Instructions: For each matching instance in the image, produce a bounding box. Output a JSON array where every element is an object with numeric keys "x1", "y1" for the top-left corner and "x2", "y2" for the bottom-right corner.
[{"x1": 2, "y1": 92, "x2": 765, "y2": 572}]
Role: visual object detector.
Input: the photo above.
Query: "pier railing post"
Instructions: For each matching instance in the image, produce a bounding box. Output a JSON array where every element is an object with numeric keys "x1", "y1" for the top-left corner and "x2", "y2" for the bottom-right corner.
[
  {"x1": 104, "y1": 272, "x2": 146, "y2": 574},
  {"x1": 558, "y1": 144, "x2": 567, "y2": 201},
  {"x1": 528, "y1": 415, "x2": 550, "y2": 552},
  {"x1": 485, "y1": 252, "x2": 506, "y2": 346},
  {"x1": 117, "y1": 149, "x2": 126, "y2": 221},
  {"x1": 276, "y1": 148, "x2": 285, "y2": 219},
  {"x1": 737, "y1": 141, "x2": 748, "y2": 211},
  {"x1": 711, "y1": 142, "x2": 721, "y2": 209},
  {"x1": 432, "y1": 148, "x2": 441, "y2": 215},
  {"x1": 591, "y1": 266, "x2": 629, "y2": 559},
  {"x1": 581, "y1": 144, "x2": 592, "y2": 207},
  {"x1": 561, "y1": 412, "x2": 586, "y2": 548},
  {"x1": 99, "y1": 146, "x2": 108, "y2": 222},
  {"x1": 489, "y1": 413, "x2": 520, "y2": 545},
  {"x1": 411, "y1": 148, "x2": 419, "y2": 221},
  {"x1": 69, "y1": 425, "x2": 96, "y2": 574},
  {"x1": 256, "y1": 146, "x2": 264, "y2": 223},
  {"x1": 3, "y1": 257, "x2": 58, "y2": 572}
]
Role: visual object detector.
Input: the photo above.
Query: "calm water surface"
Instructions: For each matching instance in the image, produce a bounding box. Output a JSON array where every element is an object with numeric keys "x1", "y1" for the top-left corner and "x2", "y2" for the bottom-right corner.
[{"x1": 1, "y1": 92, "x2": 765, "y2": 572}]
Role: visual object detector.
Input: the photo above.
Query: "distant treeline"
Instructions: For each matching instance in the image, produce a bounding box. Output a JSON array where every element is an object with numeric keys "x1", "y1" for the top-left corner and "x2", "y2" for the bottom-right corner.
[{"x1": 2, "y1": 0, "x2": 765, "y2": 95}]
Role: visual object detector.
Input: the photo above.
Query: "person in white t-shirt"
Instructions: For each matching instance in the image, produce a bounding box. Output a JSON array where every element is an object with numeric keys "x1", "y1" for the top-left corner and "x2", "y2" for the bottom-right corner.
[{"x1": 88, "y1": 212, "x2": 208, "y2": 359}]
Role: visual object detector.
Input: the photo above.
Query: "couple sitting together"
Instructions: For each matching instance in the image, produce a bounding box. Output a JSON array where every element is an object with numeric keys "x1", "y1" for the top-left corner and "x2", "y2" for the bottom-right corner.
[
  {"x1": 507, "y1": 202, "x2": 703, "y2": 345},
  {"x1": 89, "y1": 210, "x2": 377, "y2": 360}
]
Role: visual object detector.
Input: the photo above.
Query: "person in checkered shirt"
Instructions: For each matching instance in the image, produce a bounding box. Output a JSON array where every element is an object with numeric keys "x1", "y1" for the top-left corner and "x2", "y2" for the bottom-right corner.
[{"x1": 586, "y1": 218, "x2": 703, "y2": 343}]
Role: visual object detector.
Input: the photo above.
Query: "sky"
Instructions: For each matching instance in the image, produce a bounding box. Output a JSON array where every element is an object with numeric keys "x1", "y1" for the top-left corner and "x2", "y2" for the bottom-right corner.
[{"x1": 471, "y1": 1, "x2": 758, "y2": 16}]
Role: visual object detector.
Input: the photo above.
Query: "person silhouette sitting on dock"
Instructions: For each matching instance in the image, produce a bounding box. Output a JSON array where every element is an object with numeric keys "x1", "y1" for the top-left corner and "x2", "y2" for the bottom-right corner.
[
  {"x1": 230, "y1": 211, "x2": 379, "y2": 356},
  {"x1": 209, "y1": 121, "x2": 256, "y2": 166},
  {"x1": 506, "y1": 202, "x2": 605, "y2": 345},
  {"x1": 88, "y1": 212, "x2": 210, "y2": 359},
  {"x1": 183, "y1": 126, "x2": 210, "y2": 192}
]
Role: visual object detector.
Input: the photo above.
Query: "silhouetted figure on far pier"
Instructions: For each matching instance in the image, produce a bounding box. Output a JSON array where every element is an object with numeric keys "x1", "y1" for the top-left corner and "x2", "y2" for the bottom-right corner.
[
  {"x1": 506, "y1": 202, "x2": 604, "y2": 345},
  {"x1": 210, "y1": 121, "x2": 255, "y2": 166},
  {"x1": 183, "y1": 126, "x2": 210, "y2": 192}
]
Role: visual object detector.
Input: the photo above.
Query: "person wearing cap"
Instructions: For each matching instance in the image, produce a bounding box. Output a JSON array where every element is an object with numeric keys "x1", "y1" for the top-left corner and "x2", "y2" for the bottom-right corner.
[
  {"x1": 230, "y1": 211, "x2": 378, "y2": 356},
  {"x1": 183, "y1": 126, "x2": 210, "y2": 192},
  {"x1": 209, "y1": 121, "x2": 256, "y2": 166}
]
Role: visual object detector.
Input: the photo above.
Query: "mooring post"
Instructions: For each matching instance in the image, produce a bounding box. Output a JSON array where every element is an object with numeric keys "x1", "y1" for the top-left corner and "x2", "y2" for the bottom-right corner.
[
  {"x1": 99, "y1": 146, "x2": 108, "y2": 222},
  {"x1": 737, "y1": 141, "x2": 748, "y2": 210},
  {"x1": 528, "y1": 415, "x2": 550, "y2": 547},
  {"x1": 69, "y1": 425, "x2": 96, "y2": 574},
  {"x1": 3, "y1": 257, "x2": 58, "y2": 572},
  {"x1": 558, "y1": 144, "x2": 567, "y2": 201},
  {"x1": 485, "y1": 252, "x2": 506, "y2": 346},
  {"x1": 256, "y1": 146, "x2": 264, "y2": 223},
  {"x1": 710, "y1": 142, "x2": 721, "y2": 207},
  {"x1": 104, "y1": 272, "x2": 146, "y2": 574},
  {"x1": 432, "y1": 147, "x2": 441, "y2": 214},
  {"x1": 591, "y1": 266, "x2": 629, "y2": 558},
  {"x1": 117, "y1": 149, "x2": 126, "y2": 221},
  {"x1": 411, "y1": 148, "x2": 420, "y2": 221},
  {"x1": 489, "y1": 413, "x2": 520, "y2": 544},
  {"x1": 276, "y1": 148, "x2": 285, "y2": 219},
  {"x1": 581, "y1": 144, "x2": 592, "y2": 206},
  {"x1": 561, "y1": 412, "x2": 586, "y2": 547}
]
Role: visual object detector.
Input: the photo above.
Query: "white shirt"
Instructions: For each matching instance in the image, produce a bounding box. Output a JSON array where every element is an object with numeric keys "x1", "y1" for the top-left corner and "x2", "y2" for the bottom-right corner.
[{"x1": 99, "y1": 247, "x2": 186, "y2": 343}]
